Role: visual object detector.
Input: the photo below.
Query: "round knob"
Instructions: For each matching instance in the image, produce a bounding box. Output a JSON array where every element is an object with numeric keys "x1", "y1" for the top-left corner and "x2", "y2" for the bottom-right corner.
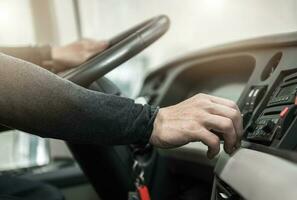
[{"x1": 262, "y1": 120, "x2": 276, "y2": 133}]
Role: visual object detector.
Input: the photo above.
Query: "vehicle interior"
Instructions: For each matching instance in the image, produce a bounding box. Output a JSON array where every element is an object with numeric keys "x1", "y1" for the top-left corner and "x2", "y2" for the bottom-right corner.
[{"x1": 0, "y1": 1, "x2": 297, "y2": 200}]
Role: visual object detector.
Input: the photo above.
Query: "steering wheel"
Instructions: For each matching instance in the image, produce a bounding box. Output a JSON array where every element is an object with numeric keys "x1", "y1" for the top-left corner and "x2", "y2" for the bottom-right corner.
[
  {"x1": 62, "y1": 15, "x2": 169, "y2": 87},
  {"x1": 64, "y1": 15, "x2": 170, "y2": 200}
]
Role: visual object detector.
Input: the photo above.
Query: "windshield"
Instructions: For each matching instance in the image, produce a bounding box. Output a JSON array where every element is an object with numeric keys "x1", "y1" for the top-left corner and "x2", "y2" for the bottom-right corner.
[
  {"x1": 78, "y1": 0, "x2": 297, "y2": 68},
  {"x1": 77, "y1": 0, "x2": 297, "y2": 97}
]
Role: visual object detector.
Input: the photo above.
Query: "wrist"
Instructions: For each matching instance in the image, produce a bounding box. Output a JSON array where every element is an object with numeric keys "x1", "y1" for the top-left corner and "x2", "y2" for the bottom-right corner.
[{"x1": 149, "y1": 107, "x2": 165, "y2": 146}]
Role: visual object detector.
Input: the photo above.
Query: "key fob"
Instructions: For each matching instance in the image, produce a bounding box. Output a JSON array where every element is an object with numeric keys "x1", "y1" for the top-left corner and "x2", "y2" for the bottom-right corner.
[{"x1": 137, "y1": 185, "x2": 151, "y2": 200}]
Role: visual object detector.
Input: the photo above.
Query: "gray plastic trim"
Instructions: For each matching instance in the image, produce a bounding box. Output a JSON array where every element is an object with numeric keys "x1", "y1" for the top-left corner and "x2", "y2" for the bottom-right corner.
[{"x1": 215, "y1": 148, "x2": 297, "y2": 200}]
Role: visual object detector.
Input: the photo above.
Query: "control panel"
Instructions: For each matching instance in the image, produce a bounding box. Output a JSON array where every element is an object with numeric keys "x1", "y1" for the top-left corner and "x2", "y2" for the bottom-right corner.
[
  {"x1": 245, "y1": 73, "x2": 297, "y2": 147},
  {"x1": 241, "y1": 86, "x2": 267, "y2": 127}
]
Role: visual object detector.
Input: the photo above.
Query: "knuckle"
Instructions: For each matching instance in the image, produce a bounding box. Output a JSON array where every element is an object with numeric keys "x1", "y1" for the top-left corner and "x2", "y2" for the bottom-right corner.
[
  {"x1": 204, "y1": 103, "x2": 215, "y2": 113},
  {"x1": 198, "y1": 112, "x2": 211, "y2": 124},
  {"x1": 195, "y1": 93, "x2": 206, "y2": 100},
  {"x1": 229, "y1": 101, "x2": 239, "y2": 110},
  {"x1": 195, "y1": 97, "x2": 211, "y2": 108},
  {"x1": 230, "y1": 109, "x2": 239, "y2": 120},
  {"x1": 221, "y1": 118, "x2": 233, "y2": 131},
  {"x1": 185, "y1": 120, "x2": 198, "y2": 131}
]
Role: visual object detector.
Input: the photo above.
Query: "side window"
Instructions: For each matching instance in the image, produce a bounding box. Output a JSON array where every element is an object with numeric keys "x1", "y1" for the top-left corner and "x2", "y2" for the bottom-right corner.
[
  {"x1": 0, "y1": 130, "x2": 50, "y2": 171},
  {"x1": 0, "y1": 0, "x2": 51, "y2": 171},
  {"x1": 0, "y1": 0, "x2": 35, "y2": 45}
]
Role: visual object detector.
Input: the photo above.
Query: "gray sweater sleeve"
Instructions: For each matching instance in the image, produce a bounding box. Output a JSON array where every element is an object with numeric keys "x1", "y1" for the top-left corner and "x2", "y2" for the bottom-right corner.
[{"x1": 0, "y1": 53, "x2": 157, "y2": 145}]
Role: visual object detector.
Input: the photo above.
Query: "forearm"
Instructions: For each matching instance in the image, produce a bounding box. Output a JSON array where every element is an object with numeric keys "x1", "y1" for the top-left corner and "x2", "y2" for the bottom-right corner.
[
  {"x1": 0, "y1": 53, "x2": 155, "y2": 145},
  {"x1": 0, "y1": 46, "x2": 52, "y2": 70}
]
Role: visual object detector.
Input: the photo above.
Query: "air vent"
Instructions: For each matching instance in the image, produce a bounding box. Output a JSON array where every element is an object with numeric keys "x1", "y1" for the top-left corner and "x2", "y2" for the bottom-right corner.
[{"x1": 261, "y1": 52, "x2": 282, "y2": 81}]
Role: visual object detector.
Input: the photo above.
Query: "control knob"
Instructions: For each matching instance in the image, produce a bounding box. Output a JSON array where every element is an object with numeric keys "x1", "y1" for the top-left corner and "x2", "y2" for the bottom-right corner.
[{"x1": 262, "y1": 120, "x2": 276, "y2": 133}]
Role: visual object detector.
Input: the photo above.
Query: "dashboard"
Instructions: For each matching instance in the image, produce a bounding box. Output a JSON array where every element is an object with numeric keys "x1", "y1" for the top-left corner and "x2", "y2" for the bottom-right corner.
[
  {"x1": 140, "y1": 32, "x2": 297, "y2": 200},
  {"x1": 141, "y1": 32, "x2": 297, "y2": 152},
  {"x1": 141, "y1": 54, "x2": 254, "y2": 106}
]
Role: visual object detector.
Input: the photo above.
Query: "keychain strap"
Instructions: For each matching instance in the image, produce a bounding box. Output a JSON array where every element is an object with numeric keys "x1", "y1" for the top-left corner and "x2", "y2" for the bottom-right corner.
[{"x1": 131, "y1": 160, "x2": 151, "y2": 200}]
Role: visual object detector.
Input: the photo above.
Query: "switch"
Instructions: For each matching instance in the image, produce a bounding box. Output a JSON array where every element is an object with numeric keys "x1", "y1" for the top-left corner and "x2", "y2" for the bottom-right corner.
[
  {"x1": 262, "y1": 120, "x2": 276, "y2": 133},
  {"x1": 279, "y1": 105, "x2": 297, "y2": 133},
  {"x1": 280, "y1": 107, "x2": 289, "y2": 118}
]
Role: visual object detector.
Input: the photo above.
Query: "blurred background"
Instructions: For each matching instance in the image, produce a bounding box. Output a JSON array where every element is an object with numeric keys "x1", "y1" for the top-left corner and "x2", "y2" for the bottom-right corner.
[
  {"x1": 1, "y1": 0, "x2": 297, "y2": 97},
  {"x1": 1, "y1": 0, "x2": 297, "y2": 94},
  {"x1": 0, "y1": 0, "x2": 296, "y2": 198}
]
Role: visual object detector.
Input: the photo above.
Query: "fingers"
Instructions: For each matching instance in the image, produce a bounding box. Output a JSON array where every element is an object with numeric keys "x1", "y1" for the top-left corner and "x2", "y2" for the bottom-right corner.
[
  {"x1": 206, "y1": 103, "x2": 243, "y2": 146},
  {"x1": 204, "y1": 113, "x2": 237, "y2": 154},
  {"x1": 82, "y1": 40, "x2": 109, "y2": 62},
  {"x1": 193, "y1": 128, "x2": 221, "y2": 159},
  {"x1": 197, "y1": 93, "x2": 243, "y2": 145},
  {"x1": 90, "y1": 41, "x2": 109, "y2": 52},
  {"x1": 200, "y1": 93, "x2": 240, "y2": 112},
  {"x1": 83, "y1": 39, "x2": 109, "y2": 52}
]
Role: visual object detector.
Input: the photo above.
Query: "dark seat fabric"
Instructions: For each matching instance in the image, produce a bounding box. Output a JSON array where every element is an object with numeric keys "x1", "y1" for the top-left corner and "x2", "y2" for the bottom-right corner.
[{"x1": 0, "y1": 175, "x2": 64, "y2": 200}]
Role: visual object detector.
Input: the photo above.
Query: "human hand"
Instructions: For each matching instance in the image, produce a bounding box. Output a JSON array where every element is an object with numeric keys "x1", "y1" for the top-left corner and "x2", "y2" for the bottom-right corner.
[
  {"x1": 50, "y1": 39, "x2": 109, "y2": 72},
  {"x1": 150, "y1": 93, "x2": 243, "y2": 159}
]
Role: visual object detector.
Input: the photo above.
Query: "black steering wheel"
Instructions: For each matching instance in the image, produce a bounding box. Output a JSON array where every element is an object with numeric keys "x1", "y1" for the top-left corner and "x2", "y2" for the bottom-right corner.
[
  {"x1": 62, "y1": 15, "x2": 169, "y2": 87},
  {"x1": 65, "y1": 15, "x2": 170, "y2": 200}
]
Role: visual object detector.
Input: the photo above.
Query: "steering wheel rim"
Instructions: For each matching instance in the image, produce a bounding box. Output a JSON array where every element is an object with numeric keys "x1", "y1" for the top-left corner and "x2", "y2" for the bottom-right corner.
[{"x1": 62, "y1": 15, "x2": 170, "y2": 87}]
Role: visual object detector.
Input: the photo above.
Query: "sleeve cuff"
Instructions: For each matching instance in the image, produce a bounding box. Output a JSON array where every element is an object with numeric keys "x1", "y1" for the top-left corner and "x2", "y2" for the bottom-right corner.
[{"x1": 138, "y1": 105, "x2": 159, "y2": 145}]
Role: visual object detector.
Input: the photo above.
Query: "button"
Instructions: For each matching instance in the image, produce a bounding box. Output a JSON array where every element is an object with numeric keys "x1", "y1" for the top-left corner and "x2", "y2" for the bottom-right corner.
[
  {"x1": 262, "y1": 120, "x2": 276, "y2": 133},
  {"x1": 248, "y1": 89, "x2": 255, "y2": 97},
  {"x1": 280, "y1": 107, "x2": 289, "y2": 118},
  {"x1": 253, "y1": 89, "x2": 259, "y2": 97}
]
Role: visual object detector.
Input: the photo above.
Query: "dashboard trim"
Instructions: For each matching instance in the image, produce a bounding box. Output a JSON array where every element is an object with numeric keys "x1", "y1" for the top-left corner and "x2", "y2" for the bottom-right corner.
[{"x1": 215, "y1": 148, "x2": 297, "y2": 200}]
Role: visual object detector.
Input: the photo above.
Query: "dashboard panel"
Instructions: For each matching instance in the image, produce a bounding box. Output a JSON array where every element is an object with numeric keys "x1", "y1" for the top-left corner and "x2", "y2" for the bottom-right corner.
[
  {"x1": 140, "y1": 32, "x2": 297, "y2": 200},
  {"x1": 141, "y1": 32, "x2": 297, "y2": 152}
]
